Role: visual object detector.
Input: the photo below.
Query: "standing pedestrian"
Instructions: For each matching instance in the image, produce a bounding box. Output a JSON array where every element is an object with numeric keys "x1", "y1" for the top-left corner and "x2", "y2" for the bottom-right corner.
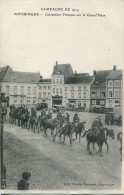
[{"x1": 18, "y1": 172, "x2": 31, "y2": 190}]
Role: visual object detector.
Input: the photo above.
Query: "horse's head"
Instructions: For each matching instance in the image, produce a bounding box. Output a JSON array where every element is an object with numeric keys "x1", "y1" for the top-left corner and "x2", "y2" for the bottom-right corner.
[
  {"x1": 117, "y1": 132, "x2": 123, "y2": 141},
  {"x1": 109, "y1": 129, "x2": 115, "y2": 139},
  {"x1": 81, "y1": 121, "x2": 86, "y2": 130}
]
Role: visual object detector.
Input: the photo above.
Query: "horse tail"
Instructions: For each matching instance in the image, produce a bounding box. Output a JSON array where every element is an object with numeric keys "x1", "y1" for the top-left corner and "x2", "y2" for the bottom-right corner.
[{"x1": 82, "y1": 131, "x2": 87, "y2": 137}]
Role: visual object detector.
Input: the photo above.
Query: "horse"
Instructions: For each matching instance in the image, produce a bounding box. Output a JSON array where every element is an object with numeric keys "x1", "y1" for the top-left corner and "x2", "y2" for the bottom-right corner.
[
  {"x1": 117, "y1": 132, "x2": 123, "y2": 161},
  {"x1": 72, "y1": 121, "x2": 86, "y2": 143},
  {"x1": 58, "y1": 122, "x2": 75, "y2": 147},
  {"x1": 28, "y1": 116, "x2": 35, "y2": 131},
  {"x1": 42, "y1": 117, "x2": 60, "y2": 136},
  {"x1": 82, "y1": 127, "x2": 115, "y2": 156}
]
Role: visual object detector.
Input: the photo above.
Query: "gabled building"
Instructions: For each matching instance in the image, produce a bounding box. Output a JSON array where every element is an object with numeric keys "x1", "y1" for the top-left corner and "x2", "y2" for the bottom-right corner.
[
  {"x1": 90, "y1": 69, "x2": 111, "y2": 106},
  {"x1": 51, "y1": 61, "x2": 73, "y2": 106},
  {"x1": 64, "y1": 74, "x2": 94, "y2": 109},
  {"x1": 0, "y1": 66, "x2": 41, "y2": 106},
  {"x1": 106, "y1": 66, "x2": 123, "y2": 107}
]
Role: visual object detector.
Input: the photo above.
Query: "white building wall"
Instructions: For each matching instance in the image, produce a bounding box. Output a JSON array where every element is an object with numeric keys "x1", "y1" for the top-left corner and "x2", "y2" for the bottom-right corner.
[
  {"x1": 37, "y1": 82, "x2": 52, "y2": 108},
  {"x1": 1, "y1": 81, "x2": 38, "y2": 106},
  {"x1": 51, "y1": 75, "x2": 64, "y2": 106},
  {"x1": 64, "y1": 84, "x2": 91, "y2": 109},
  {"x1": 106, "y1": 79, "x2": 122, "y2": 107}
]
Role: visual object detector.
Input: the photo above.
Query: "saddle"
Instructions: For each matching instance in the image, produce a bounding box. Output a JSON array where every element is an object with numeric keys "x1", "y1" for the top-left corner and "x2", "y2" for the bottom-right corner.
[{"x1": 87, "y1": 128, "x2": 100, "y2": 137}]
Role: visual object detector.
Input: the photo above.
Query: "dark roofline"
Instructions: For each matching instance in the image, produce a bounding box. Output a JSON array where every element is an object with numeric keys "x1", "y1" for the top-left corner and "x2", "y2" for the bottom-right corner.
[
  {"x1": 65, "y1": 75, "x2": 94, "y2": 84},
  {"x1": 38, "y1": 78, "x2": 51, "y2": 83}
]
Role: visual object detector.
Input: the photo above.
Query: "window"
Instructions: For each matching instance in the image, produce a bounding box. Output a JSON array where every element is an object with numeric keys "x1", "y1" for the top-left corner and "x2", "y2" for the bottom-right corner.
[
  {"x1": 27, "y1": 87, "x2": 31, "y2": 95},
  {"x1": 108, "y1": 91, "x2": 113, "y2": 98},
  {"x1": 114, "y1": 81, "x2": 120, "y2": 87},
  {"x1": 83, "y1": 92, "x2": 86, "y2": 98},
  {"x1": 14, "y1": 96, "x2": 17, "y2": 102},
  {"x1": 97, "y1": 90, "x2": 100, "y2": 98},
  {"x1": 114, "y1": 90, "x2": 119, "y2": 98},
  {"x1": 20, "y1": 96, "x2": 24, "y2": 103},
  {"x1": 78, "y1": 93, "x2": 81, "y2": 98},
  {"x1": 91, "y1": 91, "x2": 95, "y2": 97},
  {"x1": 43, "y1": 86, "x2": 46, "y2": 89},
  {"x1": 53, "y1": 88, "x2": 55, "y2": 94},
  {"x1": 39, "y1": 92, "x2": 42, "y2": 98},
  {"x1": 27, "y1": 97, "x2": 30, "y2": 103},
  {"x1": 39, "y1": 86, "x2": 42, "y2": 90},
  {"x1": 108, "y1": 100, "x2": 112, "y2": 107},
  {"x1": 33, "y1": 97, "x2": 36, "y2": 103},
  {"x1": 83, "y1": 86, "x2": 87, "y2": 90},
  {"x1": 100, "y1": 100, "x2": 105, "y2": 105},
  {"x1": 78, "y1": 86, "x2": 81, "y2": 91},
  {"x1": 53, "y1": 79, "x2": 55, "y2": 84},
  {"x1": 65, "y1": 93, "x2": 67, "y2": 98},
  {"x1": 60, "y1": 79, "x2": 62, "y2": 84},
  {"x1": 115, "y1": 100, "x2": 119, "y2": 104},
  {"x1": 108, "y1": 81, "x2": 113, "y2": 87},
  {"x1": 48, "y1": 86, "x2": 51, "y2": 89},
  {"x1": 71, "y1": 93, "x2": 74, "y2": 98},
  {"x1": 56, "y1": 79, "x2": 59, "y2": 84},
  {"x1": 71, "y1": 86, "x2": 74, "y2": 90},
  {"x1": 78, "y1": 102, "x2": 81, "y2": 107},
  {"x1": 65, "y1": 86, "x2": 67, "y2": 91},
  {"x1": 48, "y1": 92, "x2": 51, "y2": 98},
  {"x1": 101, "y1": 91, "x2": 105, "y2": 98},
  {"x1": 21, "y1": 86, "x2": 24, "y2": 95},
  {"x1": 92, "y1": 100, "x2": 96, "y2": 105},
  {"x1": 0, "y1": 86, "x2": 1, "y2": 92},
  {"x1": 14, "y1": 86, "x2": 17, "y2": 95},
  {"x1": 6, "y1": 86, "x2": 10, "y2": 95},
  {"x1": 60, "y1": 88, "x2": 62, "y2": 94},
  {"x1": 33, "y1": 87, "x2": 36, "y2": 95},
  {"x1": 43, "y1": 92, "x2": 46, "y2": 98},
  {"x1": 56, "y1": 88, "x2": 59, "y2": 95}
]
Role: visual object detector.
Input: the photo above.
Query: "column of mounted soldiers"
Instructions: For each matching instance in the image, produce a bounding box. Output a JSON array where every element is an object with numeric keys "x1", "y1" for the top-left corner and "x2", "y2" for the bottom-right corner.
[
  {"x1": 5, "y1": 104, "x2": 122, "y2": 190},
  {"x1": 8, "y1": 104, "x2": 110, "y2": 139}
]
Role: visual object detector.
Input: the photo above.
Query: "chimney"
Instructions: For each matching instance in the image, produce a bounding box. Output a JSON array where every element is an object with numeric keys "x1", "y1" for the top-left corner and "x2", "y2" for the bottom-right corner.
[
  {"x1": 56, "y1": 61, "x2": 58, "y2": 66},
  {"x1": 93, "y1": 70, "x2": 96, "y2": 76},
  {"x1": 113, "y1": 65, "x2": 116, "y2": 70}
]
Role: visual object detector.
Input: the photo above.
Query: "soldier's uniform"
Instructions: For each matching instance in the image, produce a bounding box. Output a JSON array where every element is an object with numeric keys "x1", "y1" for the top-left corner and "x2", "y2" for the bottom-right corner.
[
  {"x1": 57, "y1": 112, "x2": 62, "y2": 123},
  {"x1": 92, "y1": 117, "x2": 103, "y2": 136},
  {"x1": 73, "y1": 114, "x2": 80, "y2": 126},
  {"x1": 66, "y1": 113, "x2": 70, "y2": 123}
]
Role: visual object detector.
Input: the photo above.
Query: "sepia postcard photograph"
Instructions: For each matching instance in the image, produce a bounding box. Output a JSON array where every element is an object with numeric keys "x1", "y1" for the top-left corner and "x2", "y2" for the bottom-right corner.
[{"x1": 0, "y1": 0, "x2": 123, "y2": 193}]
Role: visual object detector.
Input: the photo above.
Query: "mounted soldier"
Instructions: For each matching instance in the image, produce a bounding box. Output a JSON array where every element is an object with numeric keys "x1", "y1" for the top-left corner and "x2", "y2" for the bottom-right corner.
[
  {"x1": 92, "y1": 116, "x2": 103, "y2": 136},
  {"x1": 73, "y1": 113, "x2": 80, "y2": 126},
  {"x1": 41, "y1": 109, "x2": 46, "y2": 117},
  {"x1": 56, "y1": 111, "x2": 62, "y2": 123},
  {"x1": 66, "y1": 113, "x2": 70, "y2": 123}
]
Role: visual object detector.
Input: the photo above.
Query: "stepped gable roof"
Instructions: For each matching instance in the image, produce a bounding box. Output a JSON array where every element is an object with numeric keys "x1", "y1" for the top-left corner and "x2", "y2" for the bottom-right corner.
[
  {"x1": 52, "y1": 63, "x2": 73, "y2": 76},
  {"x1": 106, "y1": 70, "x2": 123, "y2": 79},
  {"x1": 2, "y1": 66, "x2": 41, "y2": 83},
  {"x1": 65, "y1": 75, "x2": 94, "y2": 84},
  {"x1": 92, "y1": 70, "x2": 111, "y2": 85}
]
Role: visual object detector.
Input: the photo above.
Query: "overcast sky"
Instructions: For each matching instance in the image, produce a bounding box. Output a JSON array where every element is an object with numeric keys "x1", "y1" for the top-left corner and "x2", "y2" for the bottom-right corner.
[{"x1": 0, "y1": 0, "x2": 124, "y2": 78}]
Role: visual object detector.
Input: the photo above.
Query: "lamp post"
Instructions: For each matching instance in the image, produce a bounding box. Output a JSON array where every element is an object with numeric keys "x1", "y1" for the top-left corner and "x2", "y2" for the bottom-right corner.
[{"x1": 0, "y1": 92, "x2": 7, "y2": 189}]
